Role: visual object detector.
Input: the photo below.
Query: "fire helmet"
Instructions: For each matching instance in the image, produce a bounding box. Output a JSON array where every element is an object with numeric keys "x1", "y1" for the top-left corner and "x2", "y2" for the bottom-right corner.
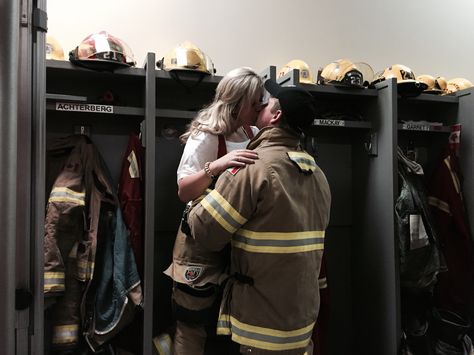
[
  {"x1": 319, "y1": 59, "x2": 374, "y2": 88},
  {"x1": 445, "y1": 78, "x2": 473, "y2": 94},
  {"x1": 277, "y1": 59, "x2": 315, "y2": 84},
  {"x1": 46, "y1": 35, "x2": 65, "y2": 60},
  {"x1": 69, "y1": 31, "x2": 136, "y2": 70},
  {"x1": 416, "y1": 75, "x2": 447, "y2": 95},
  {"x1": 157, "y1": 41, "x2": 214, "y2": 75},
  {"x1": 371, "y1": 64, "x2": 427, "y2": 96}
]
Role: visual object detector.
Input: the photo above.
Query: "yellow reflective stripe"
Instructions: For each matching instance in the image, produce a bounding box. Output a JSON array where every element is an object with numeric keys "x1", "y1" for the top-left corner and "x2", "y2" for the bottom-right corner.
[
  {"x1": 444, "y1": 157, "x2": 461, "y2": 195},
  {"x1": 287, "y1": 152, "x2": 316, "y2": 172},
  {"x1": 233, "y1": 230, "x2": 325, "y2": 254},
  {"x1": 218, "y1": 314, "x2": 314, "y2": 351},
  {"x1": 201, "y1": 190, "x2": 247, "y2": 233},
  {"x1": 217, "y1": 313, "x2": 232, "y2": 335},
  {"x1": 428, "y1": 196, "x2": 451, "y2": 215},
  {"x1": 44, "y1": 272, "x2": 65, "y2": 292},
  {"x1": 52, "y1": 324, "x2": 79, "y2": 344},
  {"x1": 219, "y1": 314, "x2": 315, "y2": 337},
  {"x1": 44, "y1": 271, "x2": 65, "y2": 279},
  {"x1": 77, "y1": 260, "x2": 95, "y2": 280},
  {"x1": 238, "y1": 229, "x2": 324, "y2": 240},
  {"x1": 49, "y1": 187, "x2": 85, "y2": 206}
]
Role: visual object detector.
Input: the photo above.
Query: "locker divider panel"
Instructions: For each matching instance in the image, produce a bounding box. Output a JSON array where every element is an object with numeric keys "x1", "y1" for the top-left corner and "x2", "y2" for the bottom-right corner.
[
  {"x1": 456, "y1": 88, "x2": 474, "y2": 239},
  {"x1": 352, "y1": 79, "x2": 398, "y2": 355}
]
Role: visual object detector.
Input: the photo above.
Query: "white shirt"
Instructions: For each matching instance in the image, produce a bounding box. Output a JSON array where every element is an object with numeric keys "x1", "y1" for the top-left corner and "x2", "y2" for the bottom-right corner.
[{"x1": 177, "y1": 126, "x2": 259, "y2": 182}]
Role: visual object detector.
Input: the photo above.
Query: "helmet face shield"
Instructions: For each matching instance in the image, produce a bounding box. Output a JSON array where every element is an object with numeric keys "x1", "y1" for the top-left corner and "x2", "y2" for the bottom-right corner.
[
  {"x1": 320, "y1": 59, "x2": 373, "y2": 88},
  {"x1": 70, "y1": 31, "x2": 136, "y2": 69}
]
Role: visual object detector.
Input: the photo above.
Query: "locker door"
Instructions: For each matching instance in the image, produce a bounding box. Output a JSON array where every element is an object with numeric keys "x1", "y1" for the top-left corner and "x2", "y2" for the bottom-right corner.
[{"x1": 0, "y1": 0, "x2": 21, "y2": 353}]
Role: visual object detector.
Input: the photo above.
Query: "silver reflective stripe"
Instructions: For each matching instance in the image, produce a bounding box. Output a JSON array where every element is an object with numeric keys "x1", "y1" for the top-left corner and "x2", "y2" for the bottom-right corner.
[
  {"x1": 52, "y1": 324, "x2": 79, "y2": 345},
  {"x1": 49, "y1": 187, "x2": 85, "y2": 205}
]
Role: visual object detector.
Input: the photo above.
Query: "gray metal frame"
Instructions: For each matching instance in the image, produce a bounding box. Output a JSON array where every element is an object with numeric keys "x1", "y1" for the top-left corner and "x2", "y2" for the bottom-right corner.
[
  {"x1": 143, "y1": 52, "x2": 157, "y2": 355},
  {"x1": 0, "y1": 0, "x2": 21, "y2": 353}
]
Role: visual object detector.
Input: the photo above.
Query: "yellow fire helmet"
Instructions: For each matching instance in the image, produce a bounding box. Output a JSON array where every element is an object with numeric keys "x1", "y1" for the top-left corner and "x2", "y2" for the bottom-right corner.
[
  {"x1": 319, "y1": 59, "x2": 374, "y2": 88},
  {"x1": 157, "y1": 41, "x2": 213, "y2": 75},
  {"x1": 416, "y1": 75, "x2": 447, "y2": 95},
  {"x1": 46, "y1": 35, "x2": 65, "y2": 60},
  {"x1": 277, "y1": 59, "x2": 315, "y2": 84},
  {"x1": 445, "y1": 78, "x2": 474, "y2": 94},
  {"x1": 371, "y1": 64, "x2": 427, "y2": 96},
  {"x1": 69, "y1": 31, "x2": 136, "y2": 70}
]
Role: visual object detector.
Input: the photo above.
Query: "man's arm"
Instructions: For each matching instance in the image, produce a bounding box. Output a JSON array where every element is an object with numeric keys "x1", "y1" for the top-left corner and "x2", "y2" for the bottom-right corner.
[{"x1": 187, "y1": 165, "x2": 265, "y2": 251}]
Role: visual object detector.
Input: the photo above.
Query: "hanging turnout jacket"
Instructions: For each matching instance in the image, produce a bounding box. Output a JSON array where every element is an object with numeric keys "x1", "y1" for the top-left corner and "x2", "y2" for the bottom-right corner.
[
  {"x1": 44, "y1": 135, "x2": 142, "y2": 350},
  {"x1": 395, "y1": 147, "x2": 445, "y2": 291},
  {"x1": 188, "y1": 127, "x2": 331, "y2": 354},
  {"x1": 118, "y1": 133, "x2": 145, "y2": 278},
  {"x1": 428, "y1": 150, "x2": 474, "y2": 315}
]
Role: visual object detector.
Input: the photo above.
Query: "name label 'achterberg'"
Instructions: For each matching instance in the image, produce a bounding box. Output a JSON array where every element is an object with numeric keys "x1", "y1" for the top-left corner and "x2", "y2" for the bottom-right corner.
[{"x1": 56, "y1": 103, "x2": 113, "y2": 114}]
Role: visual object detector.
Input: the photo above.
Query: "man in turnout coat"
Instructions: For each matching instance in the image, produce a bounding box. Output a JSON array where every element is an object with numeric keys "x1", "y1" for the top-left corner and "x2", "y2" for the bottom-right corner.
[{"x1": 187, "y1": 79, "x2": 331, "y2": 354}]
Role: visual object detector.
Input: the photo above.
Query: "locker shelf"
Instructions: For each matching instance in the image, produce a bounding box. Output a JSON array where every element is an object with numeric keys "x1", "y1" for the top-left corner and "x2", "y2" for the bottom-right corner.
[
  {"x1": 400, "y1": 93, "x2": 459, "y2": 103},
  {"x1": 46, "y1": 59, "x2": 146, "y2": 77},
  {"x1": 156, "y1": 108, "x2": 196, "y2": 119}
]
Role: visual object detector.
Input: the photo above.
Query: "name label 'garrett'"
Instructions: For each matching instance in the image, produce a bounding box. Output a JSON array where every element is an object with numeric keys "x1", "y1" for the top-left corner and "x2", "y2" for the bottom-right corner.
[
  {"x1": 56, "y1": 103, "x2": 114, "y2": 114},
  {"x1": 402, "y1": 123, "x2": 431, "y2": 131}
]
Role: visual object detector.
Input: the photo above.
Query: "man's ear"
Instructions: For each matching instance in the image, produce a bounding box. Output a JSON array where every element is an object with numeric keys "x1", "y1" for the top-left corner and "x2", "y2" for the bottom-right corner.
[{"x1": 270, "y1": 110, "x2": 282, "y2": 125}]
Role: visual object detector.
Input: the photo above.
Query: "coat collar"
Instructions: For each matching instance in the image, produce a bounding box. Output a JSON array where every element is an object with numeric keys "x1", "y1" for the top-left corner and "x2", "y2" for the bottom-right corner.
[{"x1": 247, "y1": 126, "x2": 300, "y2": 150}]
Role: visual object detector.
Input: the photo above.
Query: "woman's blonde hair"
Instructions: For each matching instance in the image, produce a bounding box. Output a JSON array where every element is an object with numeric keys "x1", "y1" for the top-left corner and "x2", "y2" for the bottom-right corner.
[{"x1": 180, "y1": 67, "x2": 263, "y2": 143}]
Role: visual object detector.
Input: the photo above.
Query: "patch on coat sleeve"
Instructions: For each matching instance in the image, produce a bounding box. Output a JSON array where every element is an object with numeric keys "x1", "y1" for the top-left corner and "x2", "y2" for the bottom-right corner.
[
  {"x1": 226, "y1": 166, "x2": 242, "y2": 176},
  {"x1": 184, "y1": 266, "x2": 203, "y2": 282},
  {"x1": 287, "y1": 151, "x2": 316, "y2": 173}
]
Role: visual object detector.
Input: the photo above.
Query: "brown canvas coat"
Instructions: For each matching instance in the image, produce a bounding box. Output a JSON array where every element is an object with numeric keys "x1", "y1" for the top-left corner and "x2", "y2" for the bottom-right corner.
[{"x1": 188, "y1": 127, "x2": 331, "y2": 354}]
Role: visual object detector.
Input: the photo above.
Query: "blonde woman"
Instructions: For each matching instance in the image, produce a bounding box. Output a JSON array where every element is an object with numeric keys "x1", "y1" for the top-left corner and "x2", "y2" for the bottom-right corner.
[{"x1": 164, "y1": 67, "x2": 264, "y2": 354}]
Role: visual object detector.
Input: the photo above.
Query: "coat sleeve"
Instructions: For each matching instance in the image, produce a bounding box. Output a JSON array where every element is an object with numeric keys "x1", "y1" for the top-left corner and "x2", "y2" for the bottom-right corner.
[{"x1": 188, "y1": 164, "x2": 268, "y2": 252}]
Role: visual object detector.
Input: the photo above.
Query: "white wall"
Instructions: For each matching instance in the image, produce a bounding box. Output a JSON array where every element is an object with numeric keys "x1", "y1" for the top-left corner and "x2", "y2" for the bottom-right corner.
[{"x1": 47, "y1": 0, "x2": 474, "y2": 81}]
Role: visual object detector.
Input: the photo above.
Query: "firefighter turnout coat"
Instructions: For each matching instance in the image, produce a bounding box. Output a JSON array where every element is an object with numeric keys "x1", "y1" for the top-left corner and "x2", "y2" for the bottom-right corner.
[
  {"x1": 44, "y1": 135, "x2": 142, "y2": 351},
  {"x1": 188, "y1": 126, "x2": 331, "y2": 354}
]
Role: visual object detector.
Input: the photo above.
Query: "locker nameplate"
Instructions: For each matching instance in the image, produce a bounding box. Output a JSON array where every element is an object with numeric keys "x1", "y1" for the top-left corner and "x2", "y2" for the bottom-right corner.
[
  {"x1": 313, "y1": 119, "x2": 345, "y2": 127},
  {"x1": 401, "y1": 123, "x2": 434, "y2": 131},
  {"x1": 55, "y1": 103, "x2": 114, "y2": 114}
]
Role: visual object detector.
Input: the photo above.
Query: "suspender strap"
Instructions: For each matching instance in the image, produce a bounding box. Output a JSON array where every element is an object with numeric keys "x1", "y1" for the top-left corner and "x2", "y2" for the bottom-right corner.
[
  {"x1": 217, "y1": 135, "x2": 227, "y2": 158},
  {"x1": 243, "y1": 125, "x2": 254, "y2": 139}
]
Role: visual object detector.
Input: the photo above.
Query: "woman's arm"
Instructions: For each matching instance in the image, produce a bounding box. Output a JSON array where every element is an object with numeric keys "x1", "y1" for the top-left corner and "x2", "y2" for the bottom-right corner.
[{"x1": 178, "y1": 149, "x2": 258, "y2": 203}]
